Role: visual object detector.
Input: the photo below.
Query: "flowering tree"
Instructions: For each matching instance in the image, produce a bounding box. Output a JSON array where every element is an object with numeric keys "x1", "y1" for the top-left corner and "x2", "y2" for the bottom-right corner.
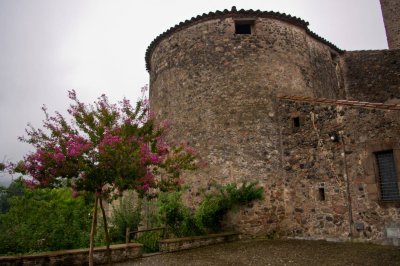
[{"x1": 16, "y1": 87, "x2": 196, "y2": 265}]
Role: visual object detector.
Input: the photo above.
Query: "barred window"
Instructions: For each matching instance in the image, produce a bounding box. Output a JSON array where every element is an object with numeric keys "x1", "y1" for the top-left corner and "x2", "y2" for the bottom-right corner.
[{"x1": 376, "y1": 150, "x2": 400, "y2": 201}]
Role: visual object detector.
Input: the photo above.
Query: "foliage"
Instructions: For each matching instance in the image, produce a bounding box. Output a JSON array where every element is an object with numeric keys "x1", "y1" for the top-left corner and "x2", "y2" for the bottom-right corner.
[
  {"x1": 157, "y1": 182, "x2": 263, "y2": 236},
  {"x1": 16, "y1": 88, "x2": 197, "y2": 197},
  {"x1": 195, "y1": 182, "x2": 264, "y2": 233},
  {"x1": 157, "y1": 191, "x2": 204, "y2": 237},
  {"x1": 195, "y1": 195, "x2": 229, "y2": 233},
  {"x1": 223, "y1": 182, "x2": 264, "y2": 205},
  {"x1": 13, "y1": 88, "x2": 197, "y2": 262},
  {"x1": 0, "y1": 187, "x2": 91, "y2": 255},
  {"x1": 109, "y1": 192, "x2": 142, "y2": 243},
  {"x1": 135, "y1": 231, "x2": 163, "y2": 253},
  {"x1": 0, "y1": 178, "x2": 25, "y2": 214}
]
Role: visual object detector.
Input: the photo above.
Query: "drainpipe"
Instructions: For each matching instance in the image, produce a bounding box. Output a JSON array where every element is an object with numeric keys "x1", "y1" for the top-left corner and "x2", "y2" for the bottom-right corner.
[{"x1": 339, "y1": 130, "x2": 354, "y2": 239}]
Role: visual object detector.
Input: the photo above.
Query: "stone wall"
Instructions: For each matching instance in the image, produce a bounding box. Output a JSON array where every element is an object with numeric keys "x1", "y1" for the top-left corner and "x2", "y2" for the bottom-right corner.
[
  {"x1": 146, "y1": 8, "x2": 400, "y2": 244},
  {"x1": 149, "y1": 12, "x2": 342, "y2": 236},
  {"x1": 380, "y1": 0, "x2": 400, "y2": 49},
  {"x1": 277, "y1": 95, "x2": 400, "y2": 244},
  {"x1": 0, "y1": 243, "x2": 143, "y2": 266},
  {"x1": 159, "y1": 232, "x2": 239, "y2": 252},
  {"x1": 343, "y1": 50, "x2": 400, "y2": 103}
]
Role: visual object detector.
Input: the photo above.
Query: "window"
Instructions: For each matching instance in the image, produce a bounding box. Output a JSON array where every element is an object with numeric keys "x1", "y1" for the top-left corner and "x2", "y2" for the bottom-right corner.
[
  {"x1": 318, "y1": 187, "x2": 326, "y2": 201},
  {"x1": 376, "y1": 150, "x2": 400, "y2": 201},
  {"x1": 293, "y1": 117, "x2": 300, "y2": 128},
  {"x1": 235, "y1": 20, "x2": 254, "y2": 34}
]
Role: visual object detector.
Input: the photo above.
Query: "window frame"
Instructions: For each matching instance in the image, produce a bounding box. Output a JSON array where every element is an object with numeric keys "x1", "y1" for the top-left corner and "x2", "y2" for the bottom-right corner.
[
  {"x1": 365, "y1": 142, "x2": 400, "y2": 204},
  {"x1": 234, "y1": 19, "x2": 255, "y2": 35},
  {"x1": 374, "y1": 150, "x2": 400, "y2": 202}
]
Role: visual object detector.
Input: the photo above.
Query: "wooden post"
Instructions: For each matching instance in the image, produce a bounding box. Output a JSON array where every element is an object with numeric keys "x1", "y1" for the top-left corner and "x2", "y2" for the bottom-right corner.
[{"x1": 126, "y1": 227, "x2": 130, "y2": 244}]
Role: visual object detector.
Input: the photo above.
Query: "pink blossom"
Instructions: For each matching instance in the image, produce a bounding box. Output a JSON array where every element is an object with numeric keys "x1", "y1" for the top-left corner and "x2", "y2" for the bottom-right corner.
[
  {"x1": 68, "y1": 89, "x2": 77, "y2": 100},
  {"x1": 140, "y1": 143, "x2": 150, "y2": 164},
  {"x1": 49, "y1": 147, "x2": 65, "y2": 163},
  {"x1": 101, "y1": 134, "x2": 122, "y2": 146},
  {"x1": 66, "y1": 135, "x2": 91, "y2": 157},
  {"x1": 149, "y1": 154, "x2": 161, "y2": 164},
  {"x1": 156, "y1": 138, "x2": 169, "y2": 155},
  {"x1": 142, "y1": 183, "x2": 150, "y2": 192},
  {"x1": 71, "y1": 190, "x2": 79, "y2": 198}
]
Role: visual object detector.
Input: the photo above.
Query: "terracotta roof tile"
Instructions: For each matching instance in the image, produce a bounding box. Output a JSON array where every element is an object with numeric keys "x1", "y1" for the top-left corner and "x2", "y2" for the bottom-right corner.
[
  {"x1": 276, "y1": 94, "x2": 400, "y2": 111},
  {"x1": 145, "y1": 6, "x2": 343, "y2": 71}
]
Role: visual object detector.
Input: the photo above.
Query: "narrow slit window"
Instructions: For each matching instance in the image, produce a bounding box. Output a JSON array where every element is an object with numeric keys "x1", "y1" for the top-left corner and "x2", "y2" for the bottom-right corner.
[
  {"x1": 376, "y1": 150, "x2": 400, "y2": 201},
  {"x1": 318, "y1": 187, "x2": 326, "y2": 201},
  {"x1": 293, "y1": 117, "x2": 300, "y2": 128}
]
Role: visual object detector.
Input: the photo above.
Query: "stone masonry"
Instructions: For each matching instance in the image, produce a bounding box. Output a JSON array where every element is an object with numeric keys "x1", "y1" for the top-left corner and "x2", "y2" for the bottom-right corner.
[
  {"x1": 146, "y1": 6, "x2": 400, "y2": 245},
  {"x1": 380, "y1": 0, "x2": 400, "y2": 49}
]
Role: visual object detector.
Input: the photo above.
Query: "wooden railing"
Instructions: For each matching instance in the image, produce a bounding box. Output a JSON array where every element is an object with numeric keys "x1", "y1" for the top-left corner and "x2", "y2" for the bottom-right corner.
[{"x1": 125, "y1": 227, "x2": 166, "y2": 244}]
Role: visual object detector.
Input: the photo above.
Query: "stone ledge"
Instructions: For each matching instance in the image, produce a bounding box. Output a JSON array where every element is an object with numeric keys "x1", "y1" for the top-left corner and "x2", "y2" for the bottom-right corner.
[
  {"x1": 0, "y1": 243, "x2": 143, "y2": 266},
  {"x1": 159, "y1": 232, "x2": 239, "y2": 252}
]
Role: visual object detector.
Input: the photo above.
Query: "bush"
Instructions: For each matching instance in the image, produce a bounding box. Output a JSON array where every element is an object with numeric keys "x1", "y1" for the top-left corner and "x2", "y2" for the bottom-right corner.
[
  {"x1": 109, "y1": 192, "x2": 142, "y2": 243},
  {"x1": 0, "y1": 187, "x2": 92, "y2": 255},
  {"x1": 195, "y1": 182, "x2": 263, "y2": 233},
  {"x1": 157, "y1": 192, "x2": 204, "y2": 237},
  {"x1": 157, "y1": 182, "x2": 263, "y2": 236},
  {"x1": 224, "y1": 182, "x2": 264, "y2": 204},
  {"x1": 135, "y1": 231, "x2": 162, "y2": 253}
]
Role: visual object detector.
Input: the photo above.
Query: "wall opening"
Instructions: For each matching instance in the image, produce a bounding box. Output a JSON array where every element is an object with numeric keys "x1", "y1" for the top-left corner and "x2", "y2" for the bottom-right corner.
[
  {"x1": 235, "y1": 20, "x2": 254, "y2": 34},
  {"x1": 375, "y1": 150, "x2": 400, "y2": 201},
  {"x1": 318, "y1": 187, "x2": 326, "y2": 201},
  {"x1": 293, "y1": 117, "x2": 300, "y2": 128}
]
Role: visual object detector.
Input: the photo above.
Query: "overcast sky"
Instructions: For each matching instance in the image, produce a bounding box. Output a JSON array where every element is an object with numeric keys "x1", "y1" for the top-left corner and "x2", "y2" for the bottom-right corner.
[{"x1": 0, "y1": 0, "x2": 387, "y2": 186}]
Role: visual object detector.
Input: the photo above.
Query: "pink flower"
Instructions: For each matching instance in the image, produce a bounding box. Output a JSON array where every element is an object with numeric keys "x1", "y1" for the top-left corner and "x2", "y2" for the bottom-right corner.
[
  {"x1": 149, "y1": 154, "x2": 161, "y2": 164},
  {"x1": 71, "y1": 190, "x2": 79, "y2": 198},
  {"x1": 50, "y1": 147, "x2": 65, "y2": 163},
  {"x1": 68, "y1": 89, "x2": 77, "y2": 100},
  {"x1": 66, "y1": 135, "x2": 91, "y2": 157},
  {"x1": 101, "y1": 134, "x2": 122, "y2": 146},
  {"x1": 142, "y1": 183, "x2": 150, "y2": 192}
]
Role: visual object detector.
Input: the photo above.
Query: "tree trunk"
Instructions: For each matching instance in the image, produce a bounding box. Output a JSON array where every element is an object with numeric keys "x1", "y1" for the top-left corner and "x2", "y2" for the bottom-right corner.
[
  {"x1": 89, "y1": 195, "x2": 99, "y2": 266},
  {"x1": 99, "y1": 197, "x2": 111, "y2": 263}
]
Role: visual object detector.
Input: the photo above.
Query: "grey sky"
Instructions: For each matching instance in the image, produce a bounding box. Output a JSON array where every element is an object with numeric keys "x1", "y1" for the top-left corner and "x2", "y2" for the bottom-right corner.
[{"x1": 0, "y1": 0, "x2": 387, "y2": 186}]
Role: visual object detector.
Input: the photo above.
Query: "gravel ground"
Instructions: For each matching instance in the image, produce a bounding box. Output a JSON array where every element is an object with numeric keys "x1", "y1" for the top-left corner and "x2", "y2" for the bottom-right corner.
[{"x1": 115, "y1": 239, "x2": 400, "y2": 266}]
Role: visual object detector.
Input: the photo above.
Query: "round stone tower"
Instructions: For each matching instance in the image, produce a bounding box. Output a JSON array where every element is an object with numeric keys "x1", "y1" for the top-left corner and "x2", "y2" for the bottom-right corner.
[
  {"x1": 146, "y1": 7, "x2": 343, "y2": 235},
  {"x1": 380, "y1": 0, "x2": 400, "y2": 49}
]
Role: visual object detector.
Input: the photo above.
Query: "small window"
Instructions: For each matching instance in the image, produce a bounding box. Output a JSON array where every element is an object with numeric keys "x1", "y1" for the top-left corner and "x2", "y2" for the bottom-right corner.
[
  {"x1": 293, "y1": 117, "x2": 300, "y2": 128},
  {"x1": 235, "y1": 20, "x2": 254, "y2": 34},
  {"x1": 376, "y1": 150, "x2": 400, "y2": 201},
  {"x1": 318, "y1": 187, "x2": 326, "y2": 201}
]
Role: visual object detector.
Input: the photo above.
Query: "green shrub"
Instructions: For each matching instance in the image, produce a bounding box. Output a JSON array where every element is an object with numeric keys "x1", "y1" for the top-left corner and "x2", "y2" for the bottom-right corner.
[
  {"x1": 224, "y1": 182, "x2": 264, "y2": 204},
  {"x1": 135, "y1": 231, "x2": 162, "y2": 253},
  {"x1": 157, "y1": 192, "x2": 204, "y2": 237},
  {"x1": 0, "y1": 187, "x2": 91, "y2": 255},
  {"x1": 194, "y1": 195, "x2": 228, "y2": 232},
  {"x1": 155, "y1": 182, "x2": 263, "y2": 237},
  {"x1": 109, "y1": 193, "x2": 142, "y2": 243},
  {"x1": 195, "y1": 182, "x2": 263, "y2": 233}
]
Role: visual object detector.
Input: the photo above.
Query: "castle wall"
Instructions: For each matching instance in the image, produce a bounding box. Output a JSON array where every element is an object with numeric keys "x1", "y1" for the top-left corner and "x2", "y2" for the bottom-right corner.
[
  {"x1": 149, "y1": 16, "x2": 343, "y2": 235},
  {"x1": 278, "y1": 97, "x2": 400, "y2": 244},
  {"x1": 343, "y1": 50, "x2": 400, "y2": 103},
  {"x1": 147, "y1": 9, "x2": 400, "y2": 243},
  {"x1": 380, "y1": 0, "x2": 400, "y2": 49}
]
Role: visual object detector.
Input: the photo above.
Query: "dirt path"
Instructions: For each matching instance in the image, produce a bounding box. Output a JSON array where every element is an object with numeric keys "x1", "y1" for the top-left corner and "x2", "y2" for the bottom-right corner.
[{"x1": 116, "y1": 239, "x2": 400, "y2": 266}]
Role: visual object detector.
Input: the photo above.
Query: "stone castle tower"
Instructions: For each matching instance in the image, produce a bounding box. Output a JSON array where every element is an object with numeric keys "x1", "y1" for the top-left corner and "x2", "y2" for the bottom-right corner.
[
  {"x1": 380, "y1": 0, "x2": 400, "y2": 49},
  {"x1": 146, "y1": 6, "x2": 400, "y2": 244}
]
